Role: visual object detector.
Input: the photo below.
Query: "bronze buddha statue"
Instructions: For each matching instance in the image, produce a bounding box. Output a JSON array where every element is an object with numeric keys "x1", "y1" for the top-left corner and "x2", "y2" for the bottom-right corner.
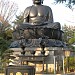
[
  {"x1": 23, "y1": 0, "x2": 61, "y2": 29},
  {"x1": 16, "y1": 0, "x2": 62, "y2": 40},
  {"x1": 12, "y1": 0, "x2": 66, "y2": 48}
]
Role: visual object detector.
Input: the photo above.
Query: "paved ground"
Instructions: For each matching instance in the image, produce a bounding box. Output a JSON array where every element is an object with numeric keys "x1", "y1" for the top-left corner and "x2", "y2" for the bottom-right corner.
[
  {"x1": 0, "y1": 73, "x2": 75, "y2": 75},
  {"x1": 35, "y1": 73, "x2": 75, "y2": 75}
]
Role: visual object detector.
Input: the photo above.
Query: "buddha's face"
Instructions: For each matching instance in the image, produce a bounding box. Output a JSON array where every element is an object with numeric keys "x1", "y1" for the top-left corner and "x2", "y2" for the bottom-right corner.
[{"x1": 33, "y1": 0, "x2": 43, "y2": 4}]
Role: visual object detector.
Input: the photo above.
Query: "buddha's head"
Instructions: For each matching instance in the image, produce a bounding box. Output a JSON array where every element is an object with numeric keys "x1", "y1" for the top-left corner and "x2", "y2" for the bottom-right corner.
[{"x1": 32, "y1": 0, "x2": 43, "y2": 4}]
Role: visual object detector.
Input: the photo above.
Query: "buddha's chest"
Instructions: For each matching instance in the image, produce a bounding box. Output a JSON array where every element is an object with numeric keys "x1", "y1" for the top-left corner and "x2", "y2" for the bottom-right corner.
[{"x1": 29, "y1": 6, "x2": 48, "y2": 17}]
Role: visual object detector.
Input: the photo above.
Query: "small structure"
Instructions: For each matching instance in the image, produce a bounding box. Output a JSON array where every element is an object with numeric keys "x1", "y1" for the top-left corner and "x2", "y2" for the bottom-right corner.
[{"x1": 5, "y1": 65, "x2": 35, "y2": 75}]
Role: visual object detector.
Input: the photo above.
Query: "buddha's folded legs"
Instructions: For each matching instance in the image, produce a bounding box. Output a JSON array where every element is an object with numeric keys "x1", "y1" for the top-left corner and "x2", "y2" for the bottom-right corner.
[{"x1": 45, "y1": 22, "x2": 61, "y2": 30}]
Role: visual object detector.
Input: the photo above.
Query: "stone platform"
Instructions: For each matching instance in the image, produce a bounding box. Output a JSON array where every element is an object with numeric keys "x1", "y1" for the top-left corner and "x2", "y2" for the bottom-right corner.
[{"x1": 10, "y1": 39, "x2": 66, "y2": 48}]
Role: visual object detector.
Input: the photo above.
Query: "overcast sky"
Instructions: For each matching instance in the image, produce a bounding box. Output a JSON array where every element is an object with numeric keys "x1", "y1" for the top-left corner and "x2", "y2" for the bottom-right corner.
[{"x1": 10, "y1": 0, "x2": 75, "y2": 26}]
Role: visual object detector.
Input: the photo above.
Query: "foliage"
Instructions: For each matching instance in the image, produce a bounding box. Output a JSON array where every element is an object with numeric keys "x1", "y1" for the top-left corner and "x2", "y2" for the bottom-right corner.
[
  {"x1": 0, "y1": 37, "x2": 9, "y2": 53},
  {"x1": 5, "y1": 29, "x2": 13, "y2": 40},
  {"x1": 64, "y1": 57, "x2": 75, "y2": 71},
  {"x1": 0, "y1": 0, "x2": 15, "y2": 69},
  {"x1": 0, "y1": 37, "x2": 14, "y2": 72},
  {"x1": 0, "y1": 29, "x2": 13, "y2": 41},
  {"x1": 0, "y1": 37, "x2": 12, "y2": 60},
  {"x1": 54, "y1": 0, "x2": 75, "y2": 9},
  {"x1": 62, "y1": 25, "x2": 75, "y2": 46},
  {"x1": 69, "y1": 57, "x2": 75, "y2": 69},
  {"x1": 0, "y1": 0, "x2": 18, "y2": 36},
  {"x1": 13, "y1": 12, "x2": 24, "y2": 28},
  {"x1": 0, "y1": 29, "x2": 13, "y2": 72},
  {"x1": 62, "y1": 25, "x2": 75, "y2": 72}
]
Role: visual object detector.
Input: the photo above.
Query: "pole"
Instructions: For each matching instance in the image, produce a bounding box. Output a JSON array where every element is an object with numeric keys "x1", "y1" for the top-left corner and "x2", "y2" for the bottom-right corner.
[
  {"x1": 43, "y1": 57, "x2": 44, "y2": 73},
  {"x1": 66, "y1": 57, "x2": 69, "y2": 73},
  {"x1": 68, "y1": 57, "x2": 69, "y2": 72},
  {"x1": 46, "y1": 63, "x2": 48, "y2": 73},
  {"x1": 54, "y1": 56, "x2": 56, "y2": 74},
  {"x1": 62, "y1": 56, "x2": 65, "y2": 74}
]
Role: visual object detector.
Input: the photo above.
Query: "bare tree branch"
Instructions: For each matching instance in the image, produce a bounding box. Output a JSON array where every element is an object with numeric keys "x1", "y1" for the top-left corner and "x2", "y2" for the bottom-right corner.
[{"x1": 0, "y1": 0, "x2": 18, "y2": 32}]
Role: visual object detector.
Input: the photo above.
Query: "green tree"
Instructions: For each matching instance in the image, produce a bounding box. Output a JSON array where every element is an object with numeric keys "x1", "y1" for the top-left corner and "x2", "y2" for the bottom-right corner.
[
  {"x1": 0, "y1": 37, "x2": 9, "y2": 56},
  {"x1": 54, "y1": 0, "x2": 75, "y2": 9},
  {"x1": 5, "y1": 29, "x2": 13, "y2": 40},
  {"x1": 62, "y1": 25, "x2": 75, "y2": 46},
  {"x1": 0, "y1": 0, "x2": 18, "y2": 41},
  {"x1": 62, "y1": 25, "x2": 75, "y2": 72},
  {"x1": 0, "y1": 37, "x2": 14, "y2": 72},
  {"x1": 0, "y1": 28, "x2": 13, "y2": 41},
  {"x1": 64, "y1": 57, "x2": 75, "y2": 72}
]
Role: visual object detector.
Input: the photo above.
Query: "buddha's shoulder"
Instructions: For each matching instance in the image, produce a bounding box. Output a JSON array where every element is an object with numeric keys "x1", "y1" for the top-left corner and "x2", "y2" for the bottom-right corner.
[
  {"x1": 25, "y1": 6, "x2": 32, "y2": 11},
  {"x1": 24, "y1": 6, "x2": 32, "y2": 17},
  {"x1": 42, "y1": 5, "x2": 52, "y2": 10}
]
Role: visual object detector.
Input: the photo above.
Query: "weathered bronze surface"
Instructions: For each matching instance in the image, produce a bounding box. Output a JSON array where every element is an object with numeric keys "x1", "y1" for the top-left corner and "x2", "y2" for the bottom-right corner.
[
  {"x1": 23, "y1": 0, "x2": 60, "y2": 29},
  {"x1": 11, "y1": 0, "x2": 65, "y2": 48}
]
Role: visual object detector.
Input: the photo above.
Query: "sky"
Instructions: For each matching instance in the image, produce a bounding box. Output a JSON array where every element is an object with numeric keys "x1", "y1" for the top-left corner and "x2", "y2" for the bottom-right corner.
[{"x1": 10, "y1": 0, "x2": 75, "y2": 27}]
